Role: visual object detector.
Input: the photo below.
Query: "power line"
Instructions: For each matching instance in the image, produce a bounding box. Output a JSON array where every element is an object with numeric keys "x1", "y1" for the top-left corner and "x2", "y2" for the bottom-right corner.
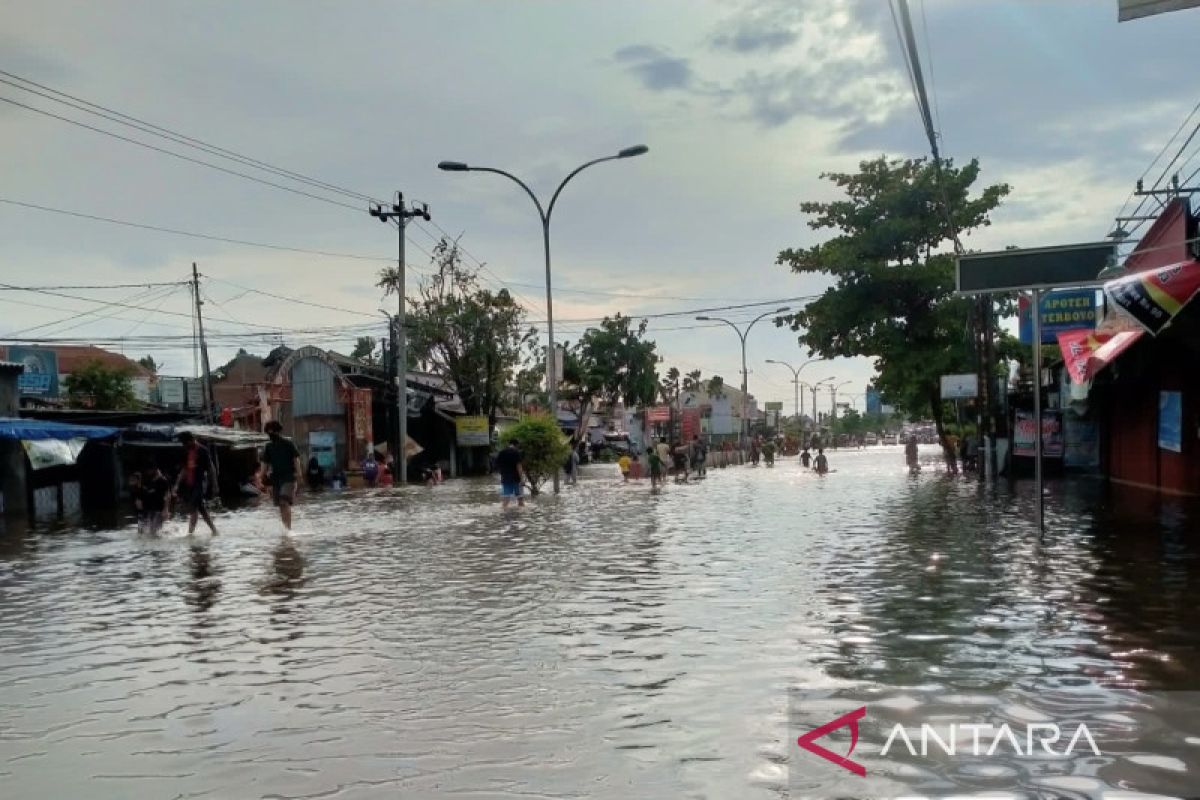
[
  {"x1": 0, "y1": 94, "x2": 365, "y2": 212},
  {"x1": 0, "y1": 280, "x2": 187, "y2": 291},
  {"x1": 0, "y1": 69, "x2": 381, "y2": 205},
  {"x1": 0, "y1": 197, "x2": 413, "y2": 265},
  {"x1": 204, "y1": 276, "x2": 380, "y2": 319}
]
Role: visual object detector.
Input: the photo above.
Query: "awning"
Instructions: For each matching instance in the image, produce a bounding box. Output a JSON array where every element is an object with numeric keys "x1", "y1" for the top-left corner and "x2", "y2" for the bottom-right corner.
[
  {"x1": 126, "y1": 423, "x2": 269, "y2": 449},
  {"x1": 1104, "y1": 259, "x2": 1200, "y2": 335},
  {"x1": 1057, "y1": 329, "x2": 1144, "y2": 384},
  {"x1": 0, "y1": 417, "x2": 118, "y2": 441},
  {"x1": 1059, "y1": 260, "x2": 1200, "y2": 385}
]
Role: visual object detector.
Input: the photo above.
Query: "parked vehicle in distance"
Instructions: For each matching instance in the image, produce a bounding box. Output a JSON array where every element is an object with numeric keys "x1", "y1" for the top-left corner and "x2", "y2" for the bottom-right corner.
[
  {"x1": 865, "y1": 432, "x2": 879, "y2": 445},
  {"x1": 882, "y1": 433, "x2": 899, "y2": 446}
]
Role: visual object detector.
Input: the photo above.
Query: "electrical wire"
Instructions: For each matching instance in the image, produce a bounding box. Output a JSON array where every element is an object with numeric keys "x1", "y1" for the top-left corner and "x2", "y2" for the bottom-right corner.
[
  {"x1": 0, "y1": 95, "x2": 365, "y2": 212},
  {"x1": 0, "y1": 69, "x2": 381, "y2": 205}
]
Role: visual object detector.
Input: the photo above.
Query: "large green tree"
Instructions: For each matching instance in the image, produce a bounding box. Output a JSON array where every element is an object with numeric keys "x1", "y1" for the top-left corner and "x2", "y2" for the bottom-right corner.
[
  {"x1": 778, "y1": 156, "x2": 1009, "y2": 460},
  {"x1": 351, "y1": 336, "x2": 377, "y2": 364},
  {"x1": 64, "y1": 360, "x2": 136, "y2": 410},
  {"x1": 554, "y1": 314, "x2": 660, "y2": 443},
  {"x1": 378, "y1": 238, "x2": 536, "y2": 428}
]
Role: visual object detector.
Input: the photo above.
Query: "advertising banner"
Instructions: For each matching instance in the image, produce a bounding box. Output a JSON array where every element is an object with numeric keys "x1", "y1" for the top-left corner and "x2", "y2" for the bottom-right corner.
[
  {"x1": 7, "y1": 346, "x2": 59, "y2": 397},
  {"x1": 1159, "y1": 391, "x2": 1183, "y2": 453},
  {"x1": 681, "y1": 408, "x2": 701, "y2": 441},
  {"x1": 1104, "y1": 259, "x2": 1200, "y2": 335},
  {"x1": 646, "y1": 405, "x2": 671, "y2": 423},
  {"x1": 21, "y1": 438, "x2": 87, "y2": 470},
  {"x1": 1064, "y1": 413, "x2": 1099, "y2": 469},
  {"x1": 1057, "y1": 329, "x2": 1143, "y2": 385},
  {"x1": 765, "y1": 401, "x2": 783, "y2": 411},
  {"x1": 158, "y1": 378, "x2": 185, "y2": 406},
  {"x1": 940, "y1": 373, "x2": 978, "y2": 400},
  {"x1": 352, "y1": 388, "x2": 372, "y2": 443},
  {"x1": 186, "y1": 379, "x2": 205, "y2": 410},
  {"x1": 1013, "y1": 410, "x2": 1064, "y2": 458},
  {"x1": 709, "y1": 397, "x2": 733, "y2": 435},
  {"x1": 866, "y1": 387, "x2": 881, "y2": 415},
  {"x1": 1018, "y1": 289, "x2": 1099, "y2": 344},
  {"x1": 455, "y1": 415, "x2": 490, "y2": 446}
]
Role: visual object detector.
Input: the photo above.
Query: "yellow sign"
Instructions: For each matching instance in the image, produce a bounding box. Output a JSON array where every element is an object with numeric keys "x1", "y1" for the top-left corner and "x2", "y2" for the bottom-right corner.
[{"x1": 455, "y1": 416, "x2": 490, "y2": 446}]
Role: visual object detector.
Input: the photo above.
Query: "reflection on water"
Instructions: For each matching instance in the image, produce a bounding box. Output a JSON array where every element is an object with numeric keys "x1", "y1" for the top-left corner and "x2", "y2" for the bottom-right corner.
[{"x1": 0, "y1": 445, "x2": 1198, "y2": 798}]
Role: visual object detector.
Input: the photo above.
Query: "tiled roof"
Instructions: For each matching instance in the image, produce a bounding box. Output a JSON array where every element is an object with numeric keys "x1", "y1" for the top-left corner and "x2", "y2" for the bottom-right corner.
[{"x1": 0, "y1": 346, "x2": 151, "y2": 377}]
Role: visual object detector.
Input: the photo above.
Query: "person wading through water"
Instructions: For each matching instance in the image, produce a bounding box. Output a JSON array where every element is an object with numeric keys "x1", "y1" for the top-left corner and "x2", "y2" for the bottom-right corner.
[
  {"x1": 261, "y1": 421, "x2": 302, "y2": 530},
  {"x1": 175, "y1": 431, "x2": 218, "y2": 535}
]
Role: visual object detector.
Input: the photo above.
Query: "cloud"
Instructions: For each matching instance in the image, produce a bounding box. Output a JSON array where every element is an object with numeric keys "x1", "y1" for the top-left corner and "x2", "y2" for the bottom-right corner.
[
  {"x1": 614, "y1": 44, "x2": 694, "y2": 91},
  {"x1": 712, "y1": 27, "x2": 797, "y2": 54},
  {"x1": 615, "y1": 1, "x2": 907, "y2": 131}
]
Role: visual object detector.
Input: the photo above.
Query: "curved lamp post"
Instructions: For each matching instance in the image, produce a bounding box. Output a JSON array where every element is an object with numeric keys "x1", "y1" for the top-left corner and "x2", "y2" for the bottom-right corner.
[
  {"x1": 438, "y1": 145, "x2": 648, "y2": 494},
  {"x1": 695, "y1": 307, "x2": 789, "y2": 448},
  {"x1": 765, "y1": 357, "x2": 822, "y2": 427}
]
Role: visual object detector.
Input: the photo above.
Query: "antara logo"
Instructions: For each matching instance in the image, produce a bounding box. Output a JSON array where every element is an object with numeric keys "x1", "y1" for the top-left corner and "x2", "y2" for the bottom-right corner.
[
  {"x1": 796, "y1": 707, "x2": 1102, "y2": 778},
  {"x1": 796, "y1": 706, "x2": 867, "y2": 777}
]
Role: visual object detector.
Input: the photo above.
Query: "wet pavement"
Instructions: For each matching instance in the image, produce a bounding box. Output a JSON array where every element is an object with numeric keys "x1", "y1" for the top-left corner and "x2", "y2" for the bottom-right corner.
[{"x1": 1, "y1": 445, "x2": 1199, "y2": 798}]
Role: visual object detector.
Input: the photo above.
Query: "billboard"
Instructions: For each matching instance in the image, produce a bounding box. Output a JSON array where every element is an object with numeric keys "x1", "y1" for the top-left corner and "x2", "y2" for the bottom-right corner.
[
  {"x1": 158, "y1": 378, "x2": 186, "y2": 407},
  {"x1": 709, "y1": 396, "x2": 734, "y2": 435},
  {"x1": 455, "y1": 415, "x2": 490, "y2": 446},
  {"x1": 1159, "y1": 391, "x2": 1183, "y2": 453},
  {"x1": 1013, "y1": 410, "x2": 1065, "y2": 458},
  {"x1": 765, "y1": 401, "x2": 783, "y2": 411},
  {"x1": 940, "y1": 373, "x2": 978, "y2": 400},
  {"x1": 865, "y1": 387, "x2": 881, "y2": 415},
  {"x1": 186, "y1": 379, "x2": 205, "y2": 410},
  {"x1": 7, "y1": 346, "x2": 59, "y2": 397},
  {"x1": 956, "y1": 242, "x2": 1113, "y2": 294},
  {"x1": 1018, "y1": 289, "x2": 1099, "y2": 344}
]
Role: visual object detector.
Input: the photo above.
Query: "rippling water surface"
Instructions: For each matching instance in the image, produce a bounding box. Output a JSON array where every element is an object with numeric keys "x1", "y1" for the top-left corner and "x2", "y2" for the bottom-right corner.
[{"x1": 2, "y1": 445, "x2": 1199, "y2": 798}]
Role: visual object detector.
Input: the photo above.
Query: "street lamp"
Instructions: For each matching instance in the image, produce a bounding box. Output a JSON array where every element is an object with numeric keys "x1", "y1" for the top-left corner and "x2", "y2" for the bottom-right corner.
[
  {"x1": 696, "y1": 307, "x2": 789, "y2": 448},
  {"x1": 765, "y1": 357, "x2": 822, "y2": 428},
  {"x1": 830, "y1": 380, "x2": 853, "y2": 444},
  {"x1": 438, "y1": 145, "x2": 648, "y2": 494}
]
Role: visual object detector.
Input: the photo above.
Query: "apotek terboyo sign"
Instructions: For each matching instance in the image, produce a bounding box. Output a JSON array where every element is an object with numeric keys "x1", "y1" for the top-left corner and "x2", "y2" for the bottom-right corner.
[{"x1": 1018, "y1": 289, "x2": 1098, "y2": 344}]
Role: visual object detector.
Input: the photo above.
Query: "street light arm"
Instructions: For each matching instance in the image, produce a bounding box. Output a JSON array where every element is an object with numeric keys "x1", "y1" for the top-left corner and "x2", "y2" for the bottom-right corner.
[
  {"x1": 545, "y1": 155, "x2": 621, "y2": 224},
  {"x1": 699, "y1": 315, "x2": 747, "y2": 342},
  {"x1": 467, "y1": 166, "x2": 549, "y2": 225},
  {"x1": 745, "y1": 307, "x2": 788, "y2": 338}
]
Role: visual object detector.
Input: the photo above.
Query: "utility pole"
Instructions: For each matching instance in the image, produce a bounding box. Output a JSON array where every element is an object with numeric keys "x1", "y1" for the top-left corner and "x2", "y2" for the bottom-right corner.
[
  {"x1": 191, "y1": 263, "x2": 215, "y2": 422},
  {"x1": 370, "y1": 193, "x2": 430, "y2": 485}
]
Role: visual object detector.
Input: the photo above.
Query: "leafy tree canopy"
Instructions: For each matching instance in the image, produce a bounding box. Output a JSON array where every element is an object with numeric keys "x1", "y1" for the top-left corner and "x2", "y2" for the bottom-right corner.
[
  {"x1": 64, "y1": 360, "x2": 136, "y2": 410},
  {"x1": 777, "y1": 156, "x2": 1010, "y2": 438},
  {"x1": 504, "y1": 414, "x2": 572, "y2": 495},
  {"x1": 351, "y1": 336, "x2": 377, "y2": 364},
  {"x1": 379, "y1": 238, "x2": 537, "y2": 424}
]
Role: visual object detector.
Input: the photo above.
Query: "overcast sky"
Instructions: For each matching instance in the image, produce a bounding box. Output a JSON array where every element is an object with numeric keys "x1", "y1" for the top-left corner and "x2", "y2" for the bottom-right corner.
[{"x1": 2, "y1": 0, "x2": 1197, "y2": 414}]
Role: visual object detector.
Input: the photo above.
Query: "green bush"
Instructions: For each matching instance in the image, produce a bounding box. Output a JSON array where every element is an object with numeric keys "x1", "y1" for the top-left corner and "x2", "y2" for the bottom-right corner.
[{"x1": 504, "y1": 414, "x2": 572, "y2": 496}]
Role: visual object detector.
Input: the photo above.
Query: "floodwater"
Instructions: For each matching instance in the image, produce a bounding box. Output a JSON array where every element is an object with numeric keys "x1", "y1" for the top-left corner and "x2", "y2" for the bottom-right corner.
[{"x1": 1, "y1": 445, "x2": 1199, "y2": 799}]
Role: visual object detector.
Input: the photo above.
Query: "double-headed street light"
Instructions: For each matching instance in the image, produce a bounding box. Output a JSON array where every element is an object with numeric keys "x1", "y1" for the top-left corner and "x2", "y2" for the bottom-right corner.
[
  {"x1": 808, "y1": 377, "x2": 836, "y2": 435},
  {"x1": 438, "y1": 145, "x2": 648, "y2": 494},
  {"x1": 765, "y1": 357, "x2": 823, "y2": 428},
  {"x1": 830, "y1": 380, "x2": 853, "y2": 443},
  {"x1": 696, "y1": 307, "x2": 789, "y2": 448}
]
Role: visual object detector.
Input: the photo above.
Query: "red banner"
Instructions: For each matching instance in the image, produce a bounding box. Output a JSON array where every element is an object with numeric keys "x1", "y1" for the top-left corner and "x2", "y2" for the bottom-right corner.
[
  {"x1": 1104, "y1": 260, "x2": 1200, "y2": 335},
  {"x1": 646, "y1": 405, "x2": 671, "y2": 423},
  {"x1": 681, "y1": 408, "x2": 701, "y2": 441},
  {"x1": 1057, "y1": 329, "x2": 1144, "y2": 385}
]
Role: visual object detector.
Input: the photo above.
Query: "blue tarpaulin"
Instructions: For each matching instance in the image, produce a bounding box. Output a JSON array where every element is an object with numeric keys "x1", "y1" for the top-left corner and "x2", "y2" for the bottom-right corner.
[{"x1": 0, "y1": 417, "x2": 118, "y2": 441}]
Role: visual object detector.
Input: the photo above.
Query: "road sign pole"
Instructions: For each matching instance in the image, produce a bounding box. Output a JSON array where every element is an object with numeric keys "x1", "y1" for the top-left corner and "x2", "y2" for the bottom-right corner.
[{"x1": 1032, "y1": 287, "x2": 1044, "y2": 532}]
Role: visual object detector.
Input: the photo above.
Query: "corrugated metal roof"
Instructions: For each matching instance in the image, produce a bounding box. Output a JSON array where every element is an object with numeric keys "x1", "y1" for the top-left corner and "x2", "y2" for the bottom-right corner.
[{"x1": 0, "y1": 360, "x2": 24, "y2": 371}]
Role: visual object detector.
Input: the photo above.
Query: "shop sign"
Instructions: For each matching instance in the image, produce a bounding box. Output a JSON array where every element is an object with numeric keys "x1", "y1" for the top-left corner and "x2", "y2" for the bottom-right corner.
[
  {"x1": 1013, "y1": 410, "x2": 1064, "y2": 458},
  {"x1": 455, "y1": 415, "x2": 490, "y2": 446}
]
